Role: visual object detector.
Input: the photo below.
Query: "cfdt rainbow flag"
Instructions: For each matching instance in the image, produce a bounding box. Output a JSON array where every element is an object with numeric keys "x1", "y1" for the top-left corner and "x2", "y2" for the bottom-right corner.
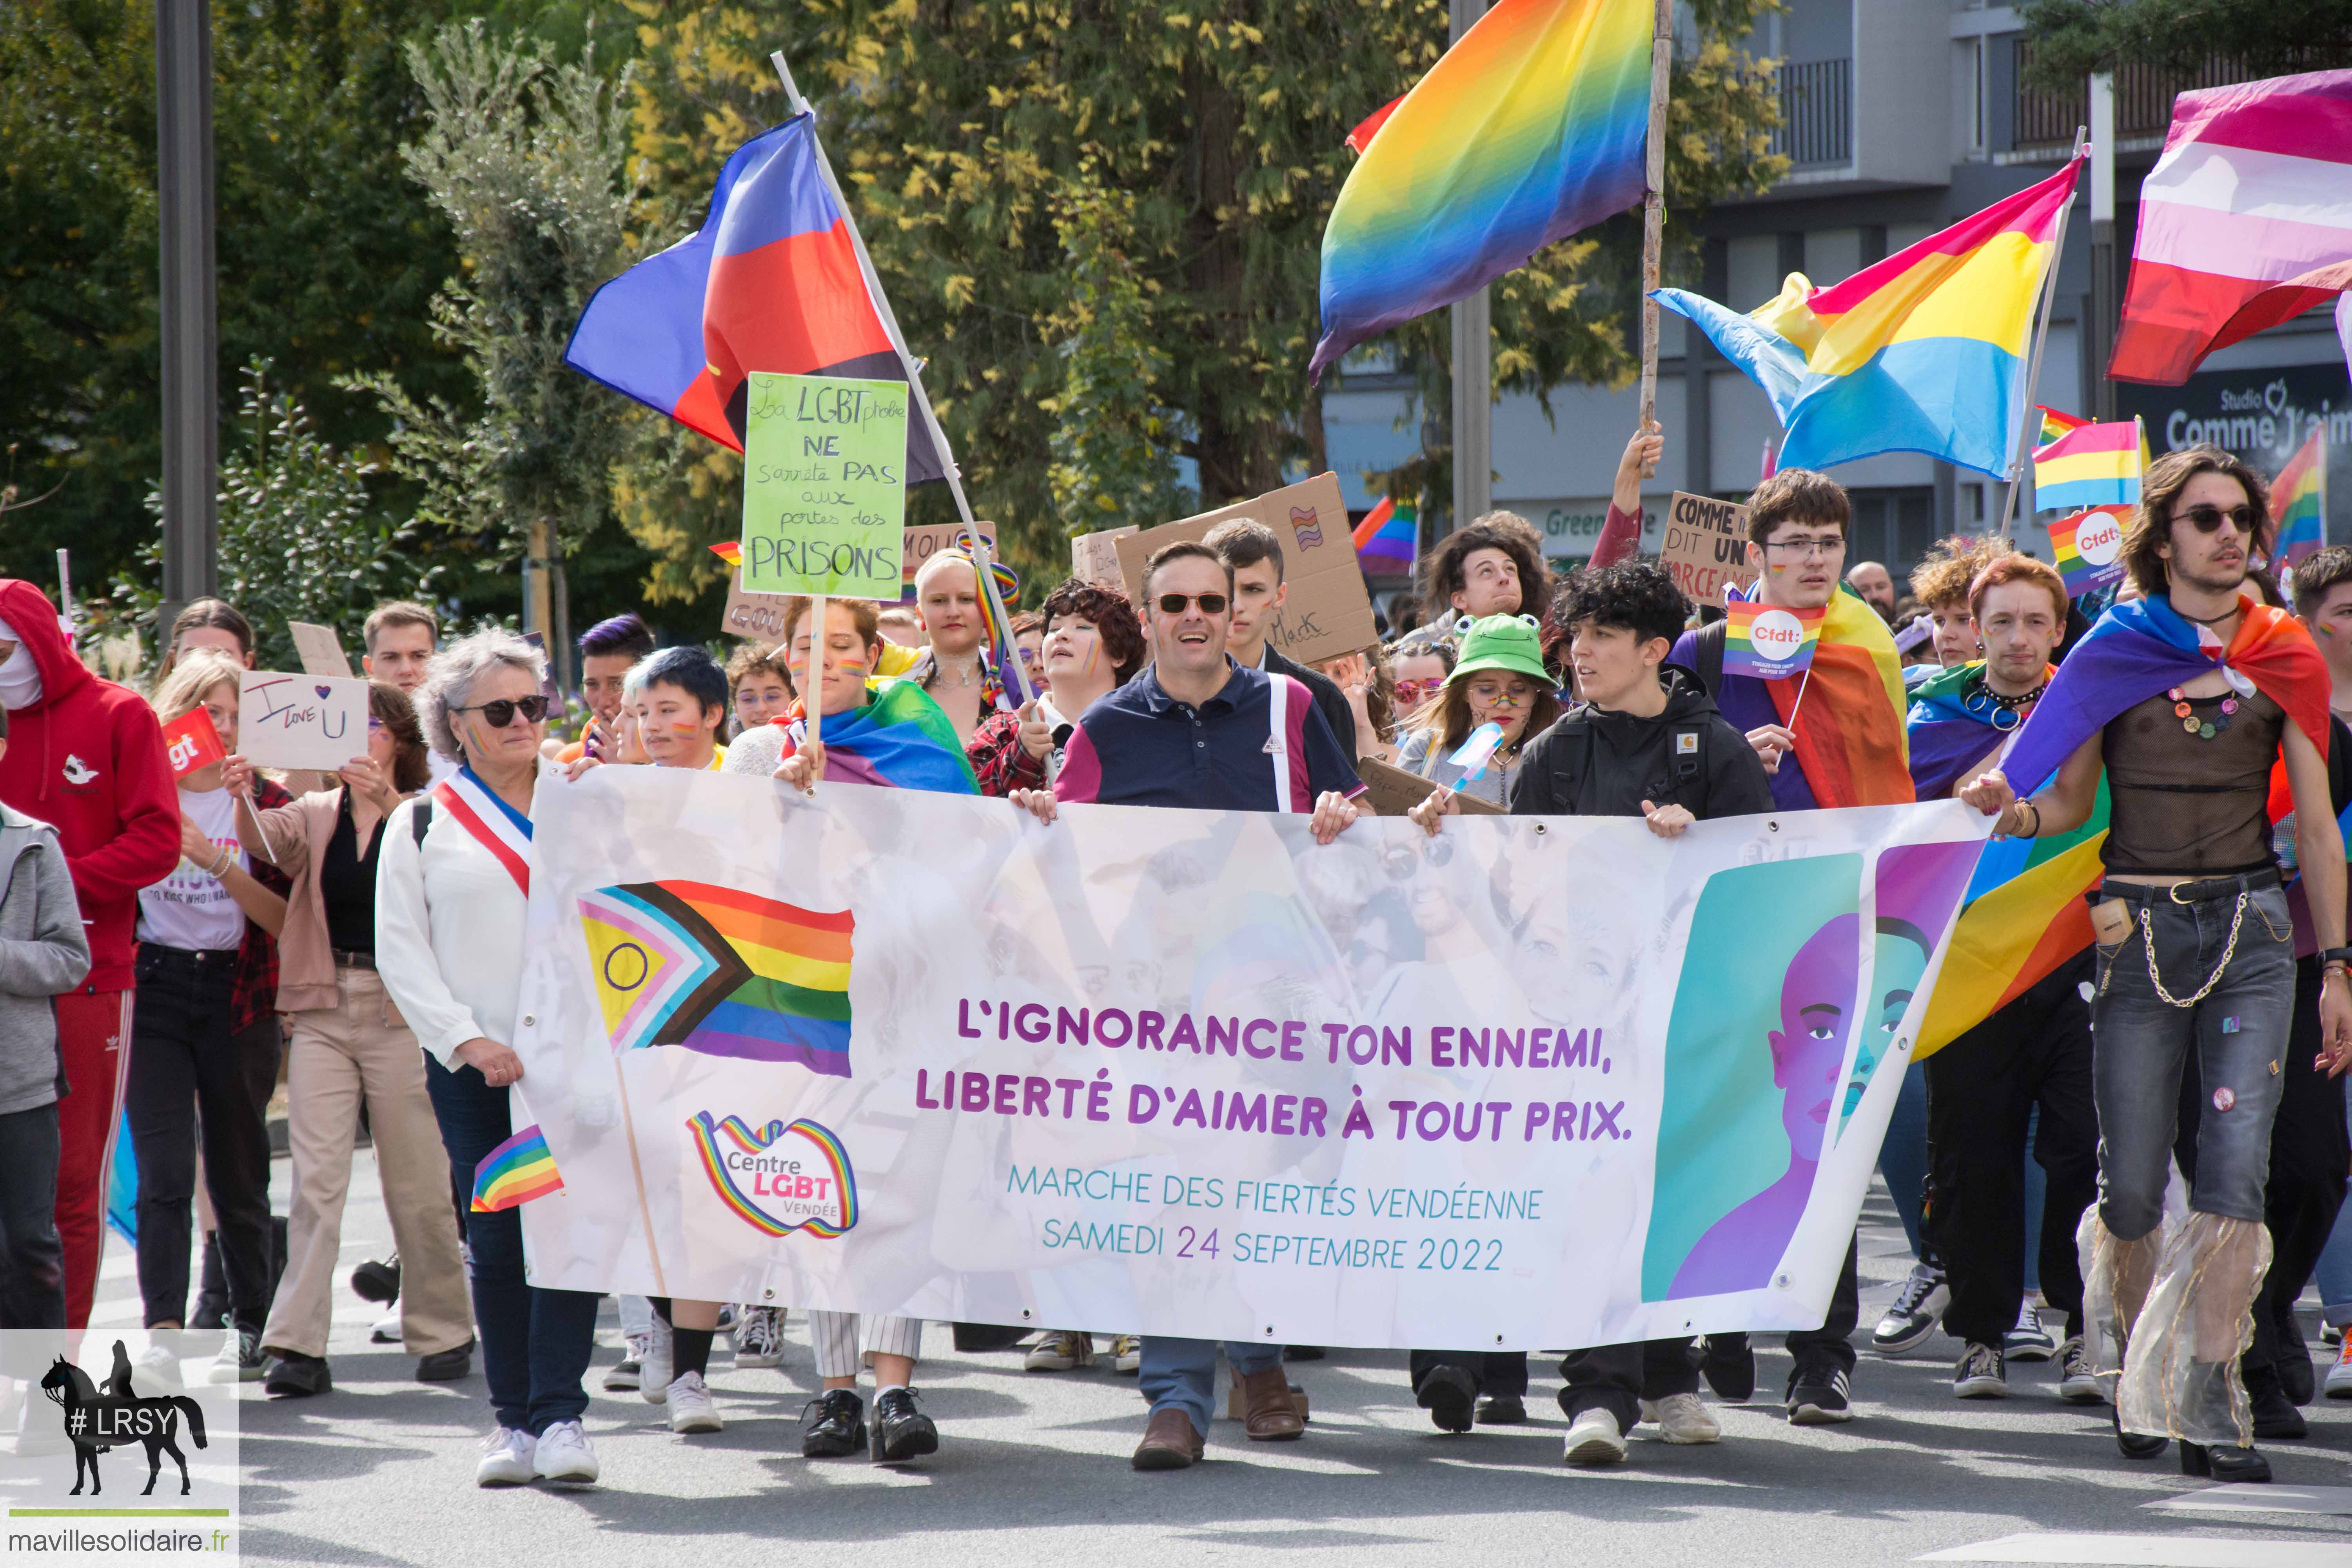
[
  {"x1": 2274, "y1": 426, "x2": 2327, "y2": 566},
  {"x1": 2047, "y1": 505, "x2": 2131, "y2": 595},
  {"x1": 1656, "y1": 156, "x2": 2082, "y2": 477},
  {"x1": 1722, "y1": 601, "x2": 1825, "y2": 682},
  {"x1": 472, "y1": 1125, "x2": 564, "y2": 1212},
  {"x1": 564, "y1": 113, "x2": 943, "y2": 482},
  {"x1": 2033, "y1": 419, "x2": 2143, "y2": 512},
  {"x1": 1310, "y1": 0, "x2": 1652, "y2": 379},
  {"x1": 581, "y1": 881, "x2": 856, "y2": 1076},
  {"x1": 1352, "y1": 495, "x2": 1417, "y2": 571}
]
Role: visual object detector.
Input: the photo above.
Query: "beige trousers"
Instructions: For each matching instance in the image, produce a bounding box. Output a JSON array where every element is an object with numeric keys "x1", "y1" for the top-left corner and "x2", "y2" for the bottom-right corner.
[{"x1": 260, "y1": 967, "x2": 472, "y2": 1359}]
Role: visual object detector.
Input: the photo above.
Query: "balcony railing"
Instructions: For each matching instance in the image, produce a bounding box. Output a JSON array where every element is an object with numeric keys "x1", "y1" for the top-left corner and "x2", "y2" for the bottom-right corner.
[
  {"x1": 2014, "y1": 50, "x2": 2257, "y2": 149},
  {"x1": 1771, "y1": 57, "x2": 1853, "y2": 169}
]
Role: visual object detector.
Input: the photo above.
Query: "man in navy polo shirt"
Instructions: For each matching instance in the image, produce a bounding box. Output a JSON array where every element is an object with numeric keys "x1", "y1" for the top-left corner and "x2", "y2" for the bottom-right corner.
[{"x1": 1011, "y1": 539, "x2": 1366, "y2": 1470}]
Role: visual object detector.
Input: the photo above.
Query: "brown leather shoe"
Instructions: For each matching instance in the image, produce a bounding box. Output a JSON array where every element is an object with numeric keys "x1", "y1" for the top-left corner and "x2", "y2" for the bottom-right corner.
[
  {"x1": 1239, "y1": 1365, "x2": 1306, "y2": 1440},
  {"x1": 1132, "y1": 1407, "x2": 1204, "y2": 1470}
]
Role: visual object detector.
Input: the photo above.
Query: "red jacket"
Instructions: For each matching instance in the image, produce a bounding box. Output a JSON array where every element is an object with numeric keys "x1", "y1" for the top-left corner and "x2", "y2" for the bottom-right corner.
[{"x1": 0, "y1": 581, "x2": 180, "y2": 991}]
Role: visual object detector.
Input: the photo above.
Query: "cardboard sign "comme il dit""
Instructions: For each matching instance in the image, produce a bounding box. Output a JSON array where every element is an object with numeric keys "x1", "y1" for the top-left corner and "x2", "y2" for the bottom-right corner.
[{"x1": 1659, "y1": 492, "x2": 1753, "y2": 607}]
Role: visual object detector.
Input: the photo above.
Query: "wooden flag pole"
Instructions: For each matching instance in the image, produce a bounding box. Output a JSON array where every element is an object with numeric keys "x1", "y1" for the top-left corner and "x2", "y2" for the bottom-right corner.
[
  {"x1": 768, "y1": 51, "x2": 1036, "y2": 713},
  {"x1": 1996, "y1": 127, "x2": 2088, "y2": 540},
  {"x1": 1637, "y1": 0, "x2": 1671, "y2": 431}
]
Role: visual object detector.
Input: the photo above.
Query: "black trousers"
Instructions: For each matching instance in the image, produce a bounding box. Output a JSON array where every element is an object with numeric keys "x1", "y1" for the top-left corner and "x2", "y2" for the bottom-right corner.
[
  {"x1": 1702, "y1": 1231, "x2": 1862, "y2": 1383},
  {"x1": 0, "y1": 1102, "x2": 64, "y2": 1332},
  {"x1": 1924, "y1": 949, "x2": 2098, "y2": 1347},
  {"x1": 1408, "y1": 1350, "x2": 1528, "y2": 1399},
  {"x1": 2174, "y1": 954, "x2": 2350, "y2": 1388},
  {"x1": 1557, "y1": 1339, "x2": 1699, "y2": 1433},
  {"x1": 125, "y1": 947, "x2": 275, "y2": 1335}
]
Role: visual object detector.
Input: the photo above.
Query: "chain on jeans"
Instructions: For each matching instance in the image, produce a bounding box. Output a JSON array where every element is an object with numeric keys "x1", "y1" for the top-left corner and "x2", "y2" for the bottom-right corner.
[{"x1": 2135, "y1": 893, "x2": 2247, "y2": 1008}]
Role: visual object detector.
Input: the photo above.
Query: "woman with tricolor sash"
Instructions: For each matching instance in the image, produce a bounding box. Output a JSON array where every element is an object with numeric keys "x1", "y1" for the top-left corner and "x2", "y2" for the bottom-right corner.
[
  {"x1": 376, "y1": 629, "x2": 605, "y2": 1490},
  {"x1": 1960, "y1": 448, "x2": 2352, "y2": 1483}
]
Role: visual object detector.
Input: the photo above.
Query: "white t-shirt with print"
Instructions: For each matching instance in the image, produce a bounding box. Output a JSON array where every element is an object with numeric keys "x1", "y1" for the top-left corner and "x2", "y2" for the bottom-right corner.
[{"x1": 136, "y1": 785, "x2": 247, "y2": 952}]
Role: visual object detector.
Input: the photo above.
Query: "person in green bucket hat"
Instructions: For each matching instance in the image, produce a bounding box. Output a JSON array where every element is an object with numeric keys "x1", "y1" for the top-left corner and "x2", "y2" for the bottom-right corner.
[{"x1": 1394, "y1": 614, "x2": 1562, "y2": 808}]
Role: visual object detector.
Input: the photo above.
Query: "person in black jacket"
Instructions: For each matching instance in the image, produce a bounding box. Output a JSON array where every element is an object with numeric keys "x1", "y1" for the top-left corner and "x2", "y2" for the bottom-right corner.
[{"x1": 1409, "y1": 561, "x2": 1770, "y2": 1466}]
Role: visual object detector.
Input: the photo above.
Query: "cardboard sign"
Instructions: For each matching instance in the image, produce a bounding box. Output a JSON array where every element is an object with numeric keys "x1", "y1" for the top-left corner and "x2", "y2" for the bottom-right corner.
[
  {"x1": 162, "y1": 708, "x2": 226, "y2": 780},
  {"x1": 1111, "y1": 474, "x2": 1378, "y2": 665},
  {"x1": 239, "y1": 671, "x2": 372, "y2": 771},
  {"x1": 904, "y1": 520, "x2": 998, "y2": 589},
  {"x1": 1070, "y1": 526, "x2": 1138, "y2": 588},
  {"x1": 1659, "y1": 492, "x2": 1752, "y2": 607},
  {"x1": 1356, "y1": 757, "x2": 1507, "y2": 818},
  {"x1": 739, "y1": 372, "x2": 909, "y2": 597},
  {"x1": 288, "y1": 621, "x2": 354, "y2": 678}
]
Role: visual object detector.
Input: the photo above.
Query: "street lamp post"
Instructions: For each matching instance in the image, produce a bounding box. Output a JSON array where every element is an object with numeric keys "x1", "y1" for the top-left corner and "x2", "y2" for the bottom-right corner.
[{"x1": 156, "y1": 0, "x2": 219, "y2": 624}]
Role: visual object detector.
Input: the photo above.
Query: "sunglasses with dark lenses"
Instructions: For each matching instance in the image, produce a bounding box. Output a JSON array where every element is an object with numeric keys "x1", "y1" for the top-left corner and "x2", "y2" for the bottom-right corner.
[
  {"x1": 2174, "y1": 503, "x2": 2260, "y2": 535},
  {"x1": 1155, "y1": 592, "x2": 1230, "y2": 615},
  {"x1": 453, "y1": 695, "x2": 549, "y2": 728}
]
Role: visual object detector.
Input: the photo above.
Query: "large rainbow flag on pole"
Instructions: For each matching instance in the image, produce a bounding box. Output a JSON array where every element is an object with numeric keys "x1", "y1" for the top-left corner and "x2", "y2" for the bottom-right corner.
[
  {"x1": 2274, "y1": 425, "x2": 2328, "y2": 566},
  {"x1": 1655, "y1": 156, "x2": 2083, "y2": 477},
  {"x1": 1310, "y1": 0, "x2": 1652, "y2": 379}
]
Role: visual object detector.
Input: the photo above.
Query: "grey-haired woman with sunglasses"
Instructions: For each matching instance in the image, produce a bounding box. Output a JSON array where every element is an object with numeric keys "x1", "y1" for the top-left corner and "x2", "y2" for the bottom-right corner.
[{"x1": 376, "y1": 630, "x2": 604, "y2": 1490}]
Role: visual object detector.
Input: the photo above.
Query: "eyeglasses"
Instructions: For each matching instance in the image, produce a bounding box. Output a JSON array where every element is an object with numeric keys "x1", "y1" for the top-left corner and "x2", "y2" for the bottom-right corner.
[
  {"x1": 1762, "y1": 536, "x2": 1847, "y2": 559},
  {"x1": 366, "y1": 716, "x2": 385, "y2": 733},
  {"x1": 2172, "y1": 503, "x2": 2260, "y2": 535},
  {"x1": 451, "y1": 695, "x2": 548, "y2": 729},
  {"x1": 1394, "y1": 678, "x2": 1443, "y2": 705},
  {"x1": 1155, "y1": 592, "x2": 1230, "y2": 615}
]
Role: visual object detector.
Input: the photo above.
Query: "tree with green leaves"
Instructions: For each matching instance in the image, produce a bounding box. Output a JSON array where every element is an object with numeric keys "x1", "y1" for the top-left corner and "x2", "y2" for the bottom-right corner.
[{"x1": 2018, "y1": 0, "x2": 2349, "y2": 91}]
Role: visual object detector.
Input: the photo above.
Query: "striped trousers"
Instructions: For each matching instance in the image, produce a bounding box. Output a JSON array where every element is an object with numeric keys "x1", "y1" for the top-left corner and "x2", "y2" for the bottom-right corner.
[{"x1": 807, "y1": 1310, "x2": 924, "y2": 1378}]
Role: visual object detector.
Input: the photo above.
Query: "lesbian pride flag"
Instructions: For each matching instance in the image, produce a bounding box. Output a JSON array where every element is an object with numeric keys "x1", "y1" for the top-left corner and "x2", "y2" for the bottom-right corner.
[
  {"x1": 2274, "y1": 426, "x2": 2327, "y2": 566},
  {"x1": 1311, "y1": 0, "x2": 1651, "y2": 379},
  {"x1": 2033, "y1": 419, "x2": 2142, "y2": 513},
  {"x1": 564, "y1": 113, "x2": 943, "y2": 481},
  {"x1": 1657, "y1": 157, "x2": 2081, "y2": 479},
  {"x1": 2111, "y1": 71, "x2": 2352, "y2": 384}
]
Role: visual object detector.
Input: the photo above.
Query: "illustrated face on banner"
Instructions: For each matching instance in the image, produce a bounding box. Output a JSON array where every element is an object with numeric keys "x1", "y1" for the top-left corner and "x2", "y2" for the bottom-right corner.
[
  {"x1": 1837, "y1": 839, "x2": 1981, "y2": 1142},
  {"x1": 1768, "y1": 914, "x2": 1860, "y2": 1167}
]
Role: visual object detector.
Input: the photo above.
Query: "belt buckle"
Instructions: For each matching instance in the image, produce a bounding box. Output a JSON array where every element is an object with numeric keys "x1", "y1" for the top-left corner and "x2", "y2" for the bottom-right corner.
[{"x1": 2170, "y1": 881, "x2": 2200, "y2": 905}]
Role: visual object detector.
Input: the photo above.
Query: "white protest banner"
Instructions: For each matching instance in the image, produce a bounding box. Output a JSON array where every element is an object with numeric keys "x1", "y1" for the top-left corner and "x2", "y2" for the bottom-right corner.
[
  {"x1": 1660, "y1": 491, "x2": 1751, "y2": 606},
  {"x1": 238, "y1": 671, "x2": 370, "y2": 771},
  {"x1": 1112, "y1": 475, "x2": 1377, "y2": 665},
  {"x1": 512, "y1": 769, "x2": 1985, "y2": 1349}
]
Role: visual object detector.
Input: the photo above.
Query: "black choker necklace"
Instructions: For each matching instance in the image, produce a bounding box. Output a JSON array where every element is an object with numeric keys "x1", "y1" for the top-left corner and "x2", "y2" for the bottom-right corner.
[
  {"x1": 1964, "y1": 672, "x2": 2045, "y2": 731},
  {"x1": 2178, "y1": 605, "x2": 2239, "y2": 626}
]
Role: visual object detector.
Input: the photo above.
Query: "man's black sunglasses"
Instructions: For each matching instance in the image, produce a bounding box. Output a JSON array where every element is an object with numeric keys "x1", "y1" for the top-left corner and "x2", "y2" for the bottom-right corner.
[
  {"x1": 1155, "y1": 592, "x2": 1230, "y2": 615},
  {"x1": 451, "y1": 695, "x2": 549, "y2": 728},
  {"x1": 2171, "y1": 503, "x2": 2260, "y2": 535}
]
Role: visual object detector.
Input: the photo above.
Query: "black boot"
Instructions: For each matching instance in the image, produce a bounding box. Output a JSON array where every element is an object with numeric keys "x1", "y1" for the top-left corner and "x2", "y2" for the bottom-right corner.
[
  {"x1": 2181, "y1": 1441, "x2": 2271, "y2": 1483},
  {"x1": 2249, "y1": 1370, "x2": 2308, "y2": 1441},
  {"x1": 1414, "y1": 1364, "x2": 1476, "y2": 1434},
  {"x1": 2113, "y1": 1405, "x2": 2169, "y2": 1461},
  {"x1": 799, "y1": 1389, "x2": 865, "y2": 1458}
]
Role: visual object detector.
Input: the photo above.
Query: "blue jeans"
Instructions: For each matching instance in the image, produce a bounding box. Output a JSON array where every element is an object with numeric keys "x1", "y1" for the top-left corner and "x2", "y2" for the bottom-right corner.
[
  {"x1": 2305, "y1": 1039, "x2": 2352, "y2": 1326},
  {"x1": 423, "y1": 1053, "x2": 599, "y2": 1435},
  {"x1": 1880, "y1": 1061, "x2": 1930, "y2": 1260},
  {"x1": 2091, "y1": 878, "x2": 2295, "y2": 1238},
  {"x1": 1139, "y1": 1337, "x2": 1281, "y2": 1436}
]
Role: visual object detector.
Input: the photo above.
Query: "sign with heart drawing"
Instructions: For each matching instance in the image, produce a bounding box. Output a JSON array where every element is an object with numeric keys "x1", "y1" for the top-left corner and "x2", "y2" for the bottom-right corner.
[{"x1": 239, "y1": 671, "x2": 372, "y2": 771}]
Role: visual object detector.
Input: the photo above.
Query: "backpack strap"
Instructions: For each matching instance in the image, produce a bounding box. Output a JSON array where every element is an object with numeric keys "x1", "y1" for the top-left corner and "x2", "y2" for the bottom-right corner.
[
  {"x1": 1545, "y1": 709, "x2": 1596, "y2": 813},
  {"x1": 410, "y1": 797, "x2": 434, "y2": 849},
  {"x1": 1695, "y1": 618, "x2": 1727, "y2": 697}
]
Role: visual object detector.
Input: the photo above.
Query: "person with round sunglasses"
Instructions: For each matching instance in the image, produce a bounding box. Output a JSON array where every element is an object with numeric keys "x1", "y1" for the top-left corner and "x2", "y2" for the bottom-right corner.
[
  {"x1": 377, "y1": 631, "x2": 604, "y2": 1489},
  {"x1": 1394, "y1": 616, "x2": 1562, "y2": 809}
]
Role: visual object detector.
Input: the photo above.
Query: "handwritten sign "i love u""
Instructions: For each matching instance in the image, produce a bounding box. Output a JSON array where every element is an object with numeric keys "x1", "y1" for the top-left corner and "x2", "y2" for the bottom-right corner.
[{"x1": 239, "y1": 671, "x2": 372, "y2": 771}]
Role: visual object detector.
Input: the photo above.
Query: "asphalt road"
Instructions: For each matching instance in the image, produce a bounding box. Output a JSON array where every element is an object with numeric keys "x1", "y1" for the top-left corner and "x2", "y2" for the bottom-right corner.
[{"x1": 76, "y1": 1149, "x2": 2352, "y2": 1567}]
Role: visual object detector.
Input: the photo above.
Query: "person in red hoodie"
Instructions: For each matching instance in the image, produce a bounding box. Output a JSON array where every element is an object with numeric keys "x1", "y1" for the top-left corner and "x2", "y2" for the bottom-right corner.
[{"x1": 0, "y1": 580, "x2": 179, "y2": 1330}]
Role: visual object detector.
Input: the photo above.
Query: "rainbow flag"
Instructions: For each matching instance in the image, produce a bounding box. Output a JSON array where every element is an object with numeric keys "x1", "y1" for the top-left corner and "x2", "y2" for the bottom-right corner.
[
  {"x1": 2047, "y1": 504, "x2": 2132, "y2": 595},
  {"x1": 2037, "y1": 405, "x2": 2088, "y2": 444},
  {"x1": 582, "y1": 880, "x2": 857, "y2": 1074},
  {"x1": 1352, "y1": 495, "x2": 1417, "y2": 570},
  {"x1": 472, "y1": 1125, "x2": 564, "y2": 1212},
  {"x1": 1657, "y1": 156, "x2": 2083, "y2": 478},
  {"x1": 1310, "y1": 0, "x2": 1651, "y2": 379},
  {"x1": 782, "y1": 678, "x2": 980, "y2": 794},
  {"x1": 1722, "y1": 599, "x2": 1825, "y2": 682},
  {"x1": 2034, "y1": 419, "x2": 2143, "y2": 512},
  {"x1": 711, "y1": 541, "x2": 743, "y2": 568},
  {"x1": 2274, "y1": 425, "x2": 2327, "y2": 566}
]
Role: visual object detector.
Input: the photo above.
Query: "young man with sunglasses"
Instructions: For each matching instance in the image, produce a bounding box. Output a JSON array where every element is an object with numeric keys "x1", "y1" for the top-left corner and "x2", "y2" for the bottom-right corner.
[
  {"x1": 1011, "y1": 541, "x2": 1366, "y2": 1471},
  {"x1": 1961, "y1": 446, "x2": 2352, "y2": 1483}
]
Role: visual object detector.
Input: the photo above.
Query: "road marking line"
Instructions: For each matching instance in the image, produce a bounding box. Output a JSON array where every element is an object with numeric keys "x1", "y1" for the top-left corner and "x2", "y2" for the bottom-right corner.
[
  {"x1": 1918, "y1": 1533, "x2": 2352, "y2": 1565},
  {"x1": 2145, "y1": 1486, "x2": 2352, "y2": 1517}
]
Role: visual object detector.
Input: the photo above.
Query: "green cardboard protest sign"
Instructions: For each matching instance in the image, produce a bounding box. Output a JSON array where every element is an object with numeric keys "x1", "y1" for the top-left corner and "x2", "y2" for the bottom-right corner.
[{"x1": 739, "y1": 371, "x2": 910, "y2": 597}]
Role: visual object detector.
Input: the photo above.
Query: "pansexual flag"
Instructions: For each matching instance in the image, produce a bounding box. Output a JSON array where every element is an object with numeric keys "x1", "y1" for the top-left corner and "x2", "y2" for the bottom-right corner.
[
  {"x1": 1352, "y1": 495, "x2": 1417, "y2": 571},
  {"x1": 1722, "y1": 600, "x2": 1825, "y2": 682},
  {"x1": 2274, "y1": 426, "x2": 2327, "y2": 566},
  {"x1": 472, "y1": 1125, "x2": 564, "y2": 1212},
  {"x1": 564, "y1": 113, "x2": 944, "y2": 481},
  {"x1": 2033, "y1": 419, "x2": 2143, "y2": 513},
  {"x1": 1657, "y1": 156, "x2": 2082, "y2": 478},
  {"x1": 581, "y1": 880, "x2": 856, "y2": 1076},
  {"x1": 1310, "y1": 0, "x2": 1651, "y2": 379},
  {"x1": 2047, "y1": 505, "x2": 2131, "y2": 596}
]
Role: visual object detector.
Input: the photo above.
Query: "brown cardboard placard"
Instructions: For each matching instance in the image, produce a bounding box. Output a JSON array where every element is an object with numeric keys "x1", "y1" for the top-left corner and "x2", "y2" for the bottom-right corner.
[
  {"x1": 1070, "y1": 526, "x2": 1138, "y2": 588},
  {"x1": 1356, "y1": 757, "x2": 1507, "y2": 818},
  {"x1": 1658, "y1": 492, "x2": 1752, "y2": 608},
  {"x1": 721, "y1": 520, "x2": 1002, "y2": 643},
  {"x1": 288, "y1": 621, "x2": 354, "y2": 679},
  {"x1": 1110, "y1": 474, "x2": 1377, "y2": 666},
  {"x1": 902, "y1": 520, "x2": 998, "y2": 588}
]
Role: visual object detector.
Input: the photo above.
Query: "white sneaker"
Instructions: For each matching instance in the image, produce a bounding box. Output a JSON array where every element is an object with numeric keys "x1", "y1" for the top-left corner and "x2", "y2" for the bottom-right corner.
[
  {"x1": 1111, "y1": 1335, "x2": 1142, "y2": 1374},
  {"x1": 2327, "y1": 1332, "x2": 2352, "y2": 1399},
  {"x1": 639, "y1": 1316, "x2": 673, "y2": 1405},
  {"x1": 2004, "y1": 1301, "x2": 2057, "y2": 1362},
  {"x1": 475, "y1": 1425, "x2": 536, "y2": 1487},
  {"x1": 133, "y1": 1342, "x2": 184, "y2": 1392},
  {"x1": 666, "y1": 1371, "x2": 722, "y2": 1434},
  {"x1": 371, "y1": 1311, "x2": 402, "y2": 1345},
  {"x1": 1563, "y1": 1406, "x2": 1627, "y2": 1465},
  {"x1": 206, "y1": 1328, "x2": 263, "y2": 1384},
  {"x1": 531, "y1": 1419, "x2": 599, "y2": 1484},
  {"x1": 1641, "y1": 1392, "x2": 1721, "y2": 1445},
  {"x1": 733, "y1": 1307, "x2": 784, "y2": 1369},
  {"x1": 1025, "y1": 1331, "x2": 1093, "y2": 1371}
]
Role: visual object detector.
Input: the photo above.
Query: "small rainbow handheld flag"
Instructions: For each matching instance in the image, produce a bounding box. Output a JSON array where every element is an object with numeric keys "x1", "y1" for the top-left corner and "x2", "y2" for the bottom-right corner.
[
  {"x1": 2033, "y1": 418, "x2": 2143, "y2": 513},
  {"x1": 2037, "y1": 405, "x2": 2088, "y2": 444},
  {"x1": 2274, "y1": 426, "x2": 2327, "y2": 567},
  {"x1": 1722, "y1": 600, "x2": 1826, "y2": 682},
  {"x1": 1351, "y1": 495, "x2": 1417, "y2": 570},
  {"x1": 2047, "y1": 504, "x2": 2131, "y2": 596},
  {"x1": 472, "y1": 1125, "x2": 564, "y2": 1212}
]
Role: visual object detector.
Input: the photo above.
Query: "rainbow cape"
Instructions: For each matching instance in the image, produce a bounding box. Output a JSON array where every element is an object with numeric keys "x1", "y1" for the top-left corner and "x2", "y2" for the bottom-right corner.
[
  {"x1": 2274, "y1": 426, "x2": 2327, "y2": 567},
  {"x1": 1906, "y1": 664, "x2": 2112, "y2": 1058},
  {"x1": 1656, "y1": 156, "x2": 2082, "y2": 478},
  {"x1": 1728, "y1": 583, "x2": 1913, "y2": 808},
  {"x1": 780, "y1": 678, "x2": 980, "y2": 794},
  {"x1": 2033, "y1": 419, "x2": 2143, "y2": 513},
  {"x1": 472, "y1": 1125, "x2": 564, "y2": 1212},
  {"x1": 581, "y1": 881, "x2": 855, "y2": 1074},
  {"x1": 1310, "y1": 0, "x2": 1650, "y2": 378},
  {"x1": 1352, "y1": 495, "x2": 1417, "y2": 571}
]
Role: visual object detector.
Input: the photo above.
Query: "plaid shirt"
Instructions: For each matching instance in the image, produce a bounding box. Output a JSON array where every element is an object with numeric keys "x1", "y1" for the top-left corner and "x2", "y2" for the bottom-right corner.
[
  {"x1": 230, "y1": 777, "x2": 294, "y2": 1036},
  {"x1": 965, "y1": 710, "x2": 1047, "y2": 798}
]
